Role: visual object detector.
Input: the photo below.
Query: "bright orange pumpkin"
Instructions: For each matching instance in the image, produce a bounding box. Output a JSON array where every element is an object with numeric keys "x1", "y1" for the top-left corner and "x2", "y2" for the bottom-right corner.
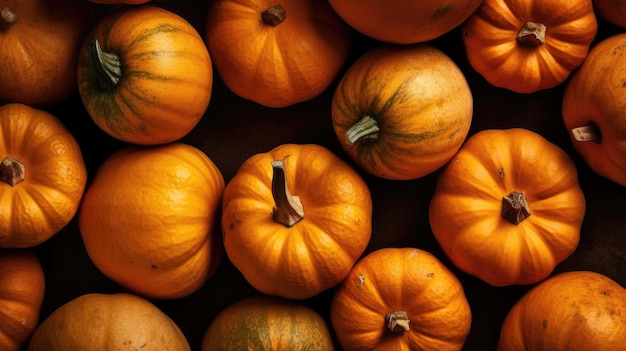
[
  {"x1": 429, "y1": 128, "x2": 586, "y2": 286},
  {"x1": 222, "y1": 143, "x2": 372, "y2": 299},
  {"x1": 0, "y1": 249, "x2": 45, "y2": 351},
  {"x1": 205, "y1": 0, "x2": 352, "y2": 108},
  {"x1": 593, "y1": 0, "x2": 626, "y2": 28},
  {"x1": 331, "y1": 44, "x2": 473, "y2": 180},
  {"x1": 461, "y1": 0, "x2": 598, "y2": 93},
  {"x1": 331, "y1": 247, "x2": 472, "y2": 351},
  {"x1": 78, "y1": 143, "x2": 224, "y2": 299},
  {"x1": 0, "y1": 103, "x2": 87, "y2": 248}
]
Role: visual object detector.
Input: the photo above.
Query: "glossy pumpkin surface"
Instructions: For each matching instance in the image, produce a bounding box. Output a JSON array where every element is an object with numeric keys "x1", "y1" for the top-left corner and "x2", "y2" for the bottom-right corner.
[
  {"x1": 461, "y1": 0, "x2": 598, "y2": 93},
  {"x1": 331, "y1": 44, "x2": 473, "y2": 180},
  {"x1": 331, "y1": 247, "x2": 472, "y2": 351},
  {"x1": 429, "y1": 128, "x2": 586, "y2": 286},
  {"x1": 78, "y1": 143, "x2": 224, "y2": 299},
  {"x1": 78, "y1": 5, "x2": 213, "y2": 145},
  {"x1": 562, "y1": 33, "x2": 626, "y2": 186},
  {"x1": 222, "y1": 143, "x2": 372, "y2": 299},
  {"x1": 0, "y1": 103, "x2": 87, "y2": 248}
]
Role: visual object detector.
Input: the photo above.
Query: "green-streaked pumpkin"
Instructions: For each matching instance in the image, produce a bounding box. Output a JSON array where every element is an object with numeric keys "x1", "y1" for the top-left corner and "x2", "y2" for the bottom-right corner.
[{"x1": 77, "y1": 5, "x2": 213, "y2": 145}]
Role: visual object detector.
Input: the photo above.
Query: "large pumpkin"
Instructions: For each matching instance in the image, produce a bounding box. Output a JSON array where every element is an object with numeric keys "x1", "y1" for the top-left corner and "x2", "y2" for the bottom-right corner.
[
  {"x1": 330, "y1": 247, "x2": 472, "y2": 351},
  {"x1": 78, "y1": 5, "x2": 213, "y2": 145},
  {"x1": 222, "y1": 143, "x2": 372, "y2": 299},
  {"x1": 0, "y1": 0, "x2": 93, "y2": 106},
  {"x1": 0, "y1": 103, "x2": 87, "y2": 248},
  {"x1": 205, "y1": 0, "x2": 352, "y2": 108},
  {"x1": 461, "y1": 0, "x2": 598, "y2": 93},
  {"x1": 0, "y1": 249, "x2": 45, "y2": 351},
  {"x1": 562, "y1": 33, "x2": 626, "y2": 186},
  {"x1": 78, "y1": 143, "x2": 224, "y2": 299},
  {"x1": 327, "y1": 0, "x2": 483, "y2": 44},
  {"x1": 429, "y1": 128, "x2": 586, "y2": 286},
  {"x1": 593, "y1": 0, "x2": 626, "y2": 28},
  {"x1": 331, "y1": 44, "x2": 473, "y2": 180},
  {"x1": 497, "y1": 271, "x2": 626, "y2": 351},
  {"x1": 27, "y1": 293, "x2": 190, "y2": 350},
  {"x1": 201, "y1": 295, "x2": 334, "y2": 350}
]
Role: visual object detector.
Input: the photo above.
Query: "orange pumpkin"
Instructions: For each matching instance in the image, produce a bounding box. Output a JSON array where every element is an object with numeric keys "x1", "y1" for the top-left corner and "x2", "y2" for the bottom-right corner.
[
  {"x1": 331, "y1": 44, "x2": 473, "y2": 180},
  {"x1": 0, "y1": 0, "x2": 93, "y2": 106},
  {"x1": 562, "y1": 33, "x2": 626, "y2": 186},
  {"x1": 27, "y1": 293, "x2": 190, "y2": 350},
  {"x1": 78, "y1": 5, "x2": 213, "y2": 145},
  {"x1": 78, "y1": 143, "x2": 224, "y2": 299},
  {"x1": 222, "y1": 143, "x2": 372, "y2": 299},
  {"x1": 89, "y1": 0, "x2": 150, "y2": 4},
  {"x1": 0, "y1": 249, "x2": 45, "y2": 351},
  {"x1": 461, "y1": 0, "x2": 598, "y2": 93},
  {"x1": 331, "y1": 247, "x2": 472, "y2": 351},
  {"x1": 593, "y1": 0, "x2": 626, "y2": 28},
  {"x1": 0, "y1": 103, "x2": 87, "y2": 248},
  {"x1": 205, "y1": 0, "x2": 352, "y2": 108},
  {"x1": 497, "y1": 271, "x2": 626, "y2": 351},
  {"x1": 429, "y1": 128, "x2": 586, "y2": 286}
]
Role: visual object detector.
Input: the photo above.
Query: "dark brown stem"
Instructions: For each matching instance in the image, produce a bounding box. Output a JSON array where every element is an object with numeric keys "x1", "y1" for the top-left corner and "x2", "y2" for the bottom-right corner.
[
  {"x1": 385, "y1": 311, "x2": 410, "y2": 335},
  {"x1": 1, "y1": 7, "x2": 17, "y2": 24},
  {"x1": 502, "y1": 191, "x2": 531, "y2": 224},
  {"x1": 261, "y1": 5, "x2": 287, "y2": 26},
  {"x1": 571, "y1": 122, "x2": 601, "y2": 143},
  {"x1": 87, "y1": 39, "x2": 122, "y2": 92},
  {"x1": 0, "y1": 157, "x2": 25, "y2": 186},
  {"x1": 517, "y1": 21, "x2": 546, "y2": 46},
  {"x1": 271, "y1": 158, "x2": 304, "y2": 227}
]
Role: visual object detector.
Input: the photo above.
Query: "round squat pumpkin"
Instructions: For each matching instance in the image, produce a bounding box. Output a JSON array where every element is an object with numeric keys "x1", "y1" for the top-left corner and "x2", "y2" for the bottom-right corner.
[
  {"x1": 331, "y1": 247, "x2": 472, "y2": 351},
  {"x1": 27, "y1": 293, "x2": 190, "y2": 351},
  {"x1": 562, "y1": 33, "x2": 626, "y2": 186},
  {"x1": 331, "y1": 44, "x2": 473, "y2": 180},
  {"x1": 0, "y1": 249, "x2": 45, "y2": 351},
  {"x1": 78, "y1": 143, "x2": 224, "y2": 299},
  {"x1": 201, "y1": 295, "x2": 334, "y2": 350},
  {"x1": 78, "y1": 5, "x2": 213, "y2": 145},
  {"x1": 593, "y1": 0, "x2": 626, "y2": 28},
  {"x1": 0, "y1": 103, "x2": 87, "y2": 248},
  {"x1": 429, "y1": 128, "x2": 586, "y2": 286},
  {"x1": 497, "y1": 271, "x2": 626, "y2": 351}
]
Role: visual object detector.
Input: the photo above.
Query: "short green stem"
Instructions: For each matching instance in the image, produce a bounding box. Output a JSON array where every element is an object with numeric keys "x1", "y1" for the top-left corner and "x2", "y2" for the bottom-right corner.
[
  {"x1": 272, "y1": 158, "x2": 304, "y2": 227},
  {"x1": 87, "y1": 39, "x2": 122, "y2": 91},
  {"x1": 345, "y1": 115, "x2": 380, "y2": 145}
]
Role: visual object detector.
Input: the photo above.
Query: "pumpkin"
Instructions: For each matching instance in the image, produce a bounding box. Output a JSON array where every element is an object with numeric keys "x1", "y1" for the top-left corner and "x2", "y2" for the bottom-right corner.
[
  {"x1": 205, "y1": 0, "x2": 352, "y2": 108},
  {"x1": 331, "y1": 44, "x2": 473, "y2": 180},
  {"x1": 593, "y1": 0, "x2": 626, "y2": 28},
  {"x1": 77, "y1": 5, "x2": 213, "y2": 145},
  {"x1": 497, "y1": 271, "x2": 626, "y2": 351},
  {"x1": 0, "y1": 249, "x2": 45, "y2": 351},
  {"x1": 562, "y1": 33, "x2": 626, "y2": 186},
  {"x1": 0, "y1": 103, "x2": 87, "y2": 248},
  {"x1": 327, "y1": 0, "x2": 483, "y2": 44},
  {"x1": 222, "y1": 143, "x2": 372, "y2": 299},
  {"x1": 89, "y1": 0, "x2": 150, "y2": 4},
  {"x1": 27, "y1": 292, "x2": 190, "y2": 350},
  {"x1": 201, "y1": 294, "x2": 334, "y2": 350},
  {"x1": 330, "y1": 247, "x2": 472, "y2": 351},
  {"x1": 461, "y1": 0, "x2": 598, "y2": 93},
  {"x1": 429, "y1": 128, "x2": 586, "y2": 286},
  {"x1": 0, "y1": 0, "x2": 93, "y2": 106},
  {"x1": 78, "y1": 142, "x2": 224, "y2": 299}
]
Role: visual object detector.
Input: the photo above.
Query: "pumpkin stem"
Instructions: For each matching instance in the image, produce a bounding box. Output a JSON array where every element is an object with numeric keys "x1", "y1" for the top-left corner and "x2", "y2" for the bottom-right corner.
[
  {"x1": 261, "y1": 5, "x2": 287, "y2": 26},
  {"x1": 571, "y1": 122, "x2": 601, "y2": 143},
  {"x1": 345, "y1": 115, "x2": 380, "y2": 145},
  {"x1": 517, "y1": 21, "x2": 547, "y2": 46},
  {"x1": 0, "y1": 157, "x2": 25, "y2": 186},
  {"x1": 385, "y1": 311, "x2": 410, "y2": 335},
  {"x1": 1, "y1": 7, "x2": 17, "y2": 24},
  {"x1": 87, "y1": 39, "x2": 122, "y2": 91},
  {"x1": 502, "y1": 190, "x2": 531, "y2": 224},
  {"x1": 271, "y1": 158, "x2": 304, "y2": 227}
]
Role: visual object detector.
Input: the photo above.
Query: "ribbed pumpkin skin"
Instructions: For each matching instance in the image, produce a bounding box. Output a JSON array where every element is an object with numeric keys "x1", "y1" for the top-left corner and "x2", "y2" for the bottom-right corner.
[
  {"x1": 201, "y1": 295, "x2": 335, "y2": 350},
  {"x1": 78, "y1": 5, "x2": 213, "y2": 145}
]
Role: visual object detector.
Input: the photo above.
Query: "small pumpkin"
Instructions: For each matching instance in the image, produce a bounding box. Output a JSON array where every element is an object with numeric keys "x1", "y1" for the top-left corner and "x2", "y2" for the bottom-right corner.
[
  {"x1": 0, "y1": 249, "x2": 45, "y2": 351},
  {"x1": 330, "y1": 247, "x2": 472, "y2": 351},
  {"x1": 0, "y1": 103, "x2": 87, "y2": 248},
  {"x1": 331, "y1": 44, "x2": 473, "y2": 180},
  {"x1": 27, "y1": 293, "x2": 190, "y2": 350},
  {"x1": 222, "y1": 143, "x2": 372, "y2": 299},
  {"x1": 205, "y1": 0, "x2": 352, "y2": 108},
  {"x1": 562, "y1": 33, "x2": 626, "y2": 186},
  {"x1": 78, "y1": 5, "x2": 213, "y2": 145},
  {"x1": 201, "y1": 294, "x2": 335, "y2": 350},
  {"x1": 461, "y1": 0, "x2": 598, "y2": 93},
  {"x1": 429, "y1": 128, "x2": 586, "y2": 286},
  {"x1": 497, "y1": 271, "x2": 626, "y2": 351},
  {"x1": 593, "y1": 0, "x2": 626, "y2": 28},
  {"x1": 78, "y1": 143, "x2": 224, "y2": 299}
]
